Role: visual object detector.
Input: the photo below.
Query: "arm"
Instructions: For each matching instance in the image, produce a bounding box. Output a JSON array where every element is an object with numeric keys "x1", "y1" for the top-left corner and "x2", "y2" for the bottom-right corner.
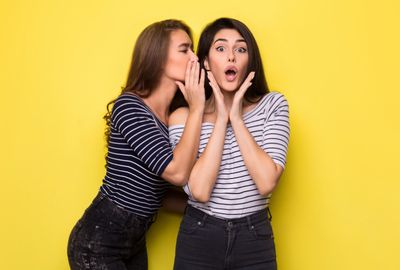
[
  {"x1": 185, "y1": 72, "x2": 229, "y2": 202},
  {"x1": 187, "y1": 118, "x2": 227, "y2": 202},
  {"x1": 230, "y1": 119, "x2": 284, "y2": 196},
  {"x1": 161, "y1": 107, "x2": 203, "y2": 185},
  {"x1": 230, "y1": 80, "x2": 290, "y2": 195},
  {"x1": 169, "y1": 106, "x2": 226, "y2": 202},
  {"x1": 161, "y1": 61, "x2": 205, "y2": 186}
]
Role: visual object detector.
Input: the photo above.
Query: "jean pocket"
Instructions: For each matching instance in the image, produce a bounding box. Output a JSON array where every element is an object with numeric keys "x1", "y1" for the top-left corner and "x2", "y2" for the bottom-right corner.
[
  {"x1": 180, "y1": 215, "x2": 202, "y2": 234},
  {"x1": 88, "y1": 221, "x2": 129, "y2": 254},
  {"x1": 90, "y1": 200, "x2": 129, "y2": 233},
  {"x1": 250, "y1": 220, "x2": 274, "y2": 240},
  {"x1": 95, "y1": 209, "x2": 128, "y2": 234}
]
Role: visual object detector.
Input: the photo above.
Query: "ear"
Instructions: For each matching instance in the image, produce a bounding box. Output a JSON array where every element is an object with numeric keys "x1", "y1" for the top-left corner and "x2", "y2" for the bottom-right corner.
[{"x1": 204, "y1": 58, "x2": 210, "y2": 70}]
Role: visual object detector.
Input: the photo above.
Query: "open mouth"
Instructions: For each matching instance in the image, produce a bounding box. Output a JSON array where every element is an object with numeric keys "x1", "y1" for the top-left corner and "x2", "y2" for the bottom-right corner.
[{"x1": 224, "y1": 66, "x2": 238, "y2": 82}]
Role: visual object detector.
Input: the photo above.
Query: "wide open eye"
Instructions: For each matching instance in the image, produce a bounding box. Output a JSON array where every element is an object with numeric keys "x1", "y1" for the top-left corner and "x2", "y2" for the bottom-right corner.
[
  {"x1": 216, "y1": 46, "x2": 225, "y2": 52},
  {"x1": 236, "y1": 47, "x2": 247, "y2": 53}
]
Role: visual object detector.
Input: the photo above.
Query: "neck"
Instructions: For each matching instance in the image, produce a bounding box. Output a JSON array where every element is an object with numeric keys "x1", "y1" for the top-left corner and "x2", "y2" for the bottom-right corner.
[
  {"x1": 143, "y1": 76, "x2": 177, "y2": 124},
  {"x1": 206, "y1": 89, "x2": 236, "y2": 113},
  {"x1": 222, "y1": 90, "x2": 235, "y2": 112}
]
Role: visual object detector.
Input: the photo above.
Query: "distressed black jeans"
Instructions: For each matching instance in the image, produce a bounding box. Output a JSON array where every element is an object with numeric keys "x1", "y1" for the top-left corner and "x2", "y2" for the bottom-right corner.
[
  {"x1": 174, "y1": 205, "x2": 277, "y2": 270},
  {"x1": 67, "y1": 192, "x2": 154, "y2": 270}
]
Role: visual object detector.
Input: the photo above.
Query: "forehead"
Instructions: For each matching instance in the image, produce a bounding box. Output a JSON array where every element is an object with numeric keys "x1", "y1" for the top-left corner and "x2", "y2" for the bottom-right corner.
[
  {"x1": 169, "y1": 29, "x2": 192, "y2": 46},
  {"x1": 213, "y1": 28, "x2": 245, "y2": 42}
]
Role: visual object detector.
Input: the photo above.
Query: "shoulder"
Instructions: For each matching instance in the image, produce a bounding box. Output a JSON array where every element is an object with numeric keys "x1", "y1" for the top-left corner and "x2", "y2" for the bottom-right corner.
[
  {"x1": 261, "y1": 92, "x2": 289, "y2": 111},
  {"x1": 114, "y1": 93, "x2": 143, "y2": 107},
  {"x1": 113, "y1": 94, "x2": 148, "y2": 115},
  {"x1": 264, "y1": 92, "x2": 288, "y2": 104},
  {"x1": 169, "y1": 107, "x2": 189, "y2": 127},
  {"x1": 111, "y1": 94, "x2": 152, "y2": 125}
]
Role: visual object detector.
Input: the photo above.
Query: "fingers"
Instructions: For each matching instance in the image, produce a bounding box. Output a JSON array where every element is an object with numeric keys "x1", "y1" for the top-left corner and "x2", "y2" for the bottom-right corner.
[
  {"x1": 240, "y1": 71, "x2": 255, "y2": 91},
  {"x1": 194, "y1": 61, "x2": 200, "y2": 84},
  {"x1": 188, "y1": 61, "x2": 199, "y2": 87},
  {"x1": 184, "y1": 60, "x2": 201, "y2": 90},
  {"x1": 175, "y1": 81, "x2": 187, "y2": 100},
  {"x1": 181, "y1": 60, "x2": 206, "y2": 108},
  {"x1": 207, "y1": 71, "x2": 224, "y2": 105},
  {"x1": 207, "y1": 71, "x2": 218, "y2": 91},
  {"x1": 207, "y1": 72, "x2": 220, "y2": 97},
  {"x1": 237, "y1": 71, "x2": 255, "y2": 98},
  {"x1": 184, "y1": 60, "x2": 194, "y2": 87},
  {"x1": 230, "y1": 71, "x2": 255, "y2": 120},
  {"x1": 199, "y1": 68, "x2": 205, "y2": 89}
]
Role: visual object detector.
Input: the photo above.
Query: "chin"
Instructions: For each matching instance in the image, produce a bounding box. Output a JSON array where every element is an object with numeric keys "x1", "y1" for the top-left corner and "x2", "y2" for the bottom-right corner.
[{"x1": 221, "y1": 82, "x2": 240, "y2": 92}]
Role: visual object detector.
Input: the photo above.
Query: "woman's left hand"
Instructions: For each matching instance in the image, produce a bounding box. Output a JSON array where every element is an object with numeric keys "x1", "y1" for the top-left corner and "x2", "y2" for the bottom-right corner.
[{"x1": 229, "y1": 71, "x2": 255, "y2": 122}]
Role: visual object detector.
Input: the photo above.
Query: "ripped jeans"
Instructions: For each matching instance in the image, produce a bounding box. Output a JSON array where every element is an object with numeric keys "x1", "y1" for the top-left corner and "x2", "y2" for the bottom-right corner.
[{"x1": 67, "y1": 192, "x2": 154, "y2": 270}]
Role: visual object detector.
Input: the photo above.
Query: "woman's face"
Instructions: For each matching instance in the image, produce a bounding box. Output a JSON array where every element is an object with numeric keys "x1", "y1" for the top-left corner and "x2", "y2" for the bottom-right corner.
[
  {"x1": 164, "y1": 29, "x2": 198, "y2": 82},
  {"x1": 205, "y1": 28, "x2": 249, "y2": 92}
]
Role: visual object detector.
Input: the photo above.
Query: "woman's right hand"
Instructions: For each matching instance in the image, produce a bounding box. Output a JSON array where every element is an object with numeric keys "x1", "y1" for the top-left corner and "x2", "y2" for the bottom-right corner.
[
  {"x1": 175, "y1": 60, "x2": 205, "y2": 112},
  {"x1": 207, "y1": 71, "x2": 229, "y2": 124}
]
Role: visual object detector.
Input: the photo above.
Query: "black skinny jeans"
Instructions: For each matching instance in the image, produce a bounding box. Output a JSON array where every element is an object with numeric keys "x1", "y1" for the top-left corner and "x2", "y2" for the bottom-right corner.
[
  {"x1": 174, "y1": 205, "x2": 277, "y2": 270},
  {"x1": 67, "y1": 192, "x2": 154, "y2": 270}
]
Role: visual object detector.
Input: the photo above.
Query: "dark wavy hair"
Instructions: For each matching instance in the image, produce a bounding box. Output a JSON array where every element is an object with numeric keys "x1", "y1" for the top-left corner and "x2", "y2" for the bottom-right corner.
[
  {"x1": 170, "y1": 17, "x2": 269, "y2": 112},
  {"x1": 103, "y1": 19, "x2": 192, "y2": 149}
]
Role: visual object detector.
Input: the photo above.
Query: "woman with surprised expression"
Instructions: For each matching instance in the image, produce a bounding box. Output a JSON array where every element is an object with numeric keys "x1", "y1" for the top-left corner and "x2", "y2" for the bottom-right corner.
[{"x1": 169, "y1": 18, "x2": 290, "y2": 270}]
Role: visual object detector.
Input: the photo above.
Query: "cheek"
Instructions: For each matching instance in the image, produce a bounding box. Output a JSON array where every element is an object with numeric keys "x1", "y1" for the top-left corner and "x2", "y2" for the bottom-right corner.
[
  {"x1": 177, "y1": 56, "x2": 190, "y2": 70},
  {"x1": 175, "y1": 58, "x2": 189, "y2": 80},
  {"x1": 166, "y1": 57, "x2": 186, "y2": 74},
  {"x1": 208, "y1": 60, "x2": 223, "y2": 75},
  {"x1": 239, "y1": 58, "x2": 249, "y2": 79}
]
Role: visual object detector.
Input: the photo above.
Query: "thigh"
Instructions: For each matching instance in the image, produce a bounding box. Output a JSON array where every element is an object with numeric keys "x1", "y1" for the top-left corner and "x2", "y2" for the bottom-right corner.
[
  {"x1": 173, "y1": 214, "x2": 225, "y2": 270},
  {"x1": 230, "y1": 220, "x2": 277, "y2": 270},
  {"x1": 68, "y1": 198, "x2": 146, "y2": 269},
  {"x1": 68, "y1": 218, "x2": 130, "y2": 270},
  {"x1": 125, "y1": 240, "x2": 148, "y2": 270}
]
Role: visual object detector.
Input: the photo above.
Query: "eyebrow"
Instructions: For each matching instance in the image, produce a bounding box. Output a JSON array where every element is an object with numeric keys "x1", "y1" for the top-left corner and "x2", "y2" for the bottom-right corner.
[
  {"x1": 178, "y1": 43, "x2": 191, "y2": 48},
  {"x1": 213, "y1": 38, "x2": 246, "y2": 44}
]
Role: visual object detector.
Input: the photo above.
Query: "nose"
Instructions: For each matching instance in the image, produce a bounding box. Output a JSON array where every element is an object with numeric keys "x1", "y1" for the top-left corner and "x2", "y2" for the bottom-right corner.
[
  {"x1": 228, "y1": 50, "x2": 235, "y2": 62},
  {"x1": 189, "y1": 49, "x2": 198, "y2": 61}
]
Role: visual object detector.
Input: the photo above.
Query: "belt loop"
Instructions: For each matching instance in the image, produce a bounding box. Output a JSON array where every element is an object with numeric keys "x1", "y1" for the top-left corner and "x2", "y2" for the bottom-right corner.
[
  {"x1": 92, "y1": 191, "x2": 105, "y2": 207},
  {"x1": 246, "y1": 215, "x2": 254, "y2": 230},
  {"x1": 267, "y1": 207, "x2": 272, "y2": 221},
  {"x1": 201, "y1": 212, "x2": 207, "y2": 226}
]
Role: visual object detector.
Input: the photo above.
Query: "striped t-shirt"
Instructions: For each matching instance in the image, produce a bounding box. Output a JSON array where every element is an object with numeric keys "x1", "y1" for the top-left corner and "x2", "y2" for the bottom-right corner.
[
  {"x1": 169, "y1": 92, "x2": 290, "y2": 219},
  {"x1": 100, "y1": 94, "x2": 173, "y2": 217}
]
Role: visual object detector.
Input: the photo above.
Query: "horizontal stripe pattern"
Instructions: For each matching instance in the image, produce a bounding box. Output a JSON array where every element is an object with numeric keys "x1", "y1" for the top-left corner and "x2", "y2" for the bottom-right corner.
[
  {"x1": 100, "y1": 94, "x2": 173, "y2": 217},
  {"x1": 169, "y1": 92, "x2": 290, "y2": 219}
]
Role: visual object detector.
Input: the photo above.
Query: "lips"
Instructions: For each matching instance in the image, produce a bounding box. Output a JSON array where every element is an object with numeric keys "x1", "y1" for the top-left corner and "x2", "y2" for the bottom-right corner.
[{"x1": 224, "y1": 65, "x2": 238, "y2": 82}]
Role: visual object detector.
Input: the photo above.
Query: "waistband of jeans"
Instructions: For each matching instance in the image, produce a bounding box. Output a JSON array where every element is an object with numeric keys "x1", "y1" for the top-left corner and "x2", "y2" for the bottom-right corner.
[
  {"x1": 185, "y1": 205, "x2": 271, "y2": 227},
  {"x1": 93, "y1": 191, "x2": 157, "y2": 224}
]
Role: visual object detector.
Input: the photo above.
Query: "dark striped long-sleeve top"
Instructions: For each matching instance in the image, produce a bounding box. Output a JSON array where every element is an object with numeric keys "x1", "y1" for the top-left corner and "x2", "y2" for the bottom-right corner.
[
  {"x1": 100, "y1": 94, "x2": 173, "y2": 217},
  {"x1": 169, "y1": 92, "x2": 290, "y2": 219}
]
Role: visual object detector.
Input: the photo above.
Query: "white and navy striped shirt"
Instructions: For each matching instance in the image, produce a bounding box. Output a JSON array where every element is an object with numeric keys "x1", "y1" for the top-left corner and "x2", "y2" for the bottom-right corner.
[
  {"x1": 169, "y1": 92, "x2": 290, "y2": 219},
  {"x1": 100, "y1": 94, "x2": 173, "y2": 217}
]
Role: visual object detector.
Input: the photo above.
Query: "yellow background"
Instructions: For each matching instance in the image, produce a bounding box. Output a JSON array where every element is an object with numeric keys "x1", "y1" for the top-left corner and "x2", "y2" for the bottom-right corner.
[{"x1": 1, "y1": 0, "x2": 399, "y2": 269}]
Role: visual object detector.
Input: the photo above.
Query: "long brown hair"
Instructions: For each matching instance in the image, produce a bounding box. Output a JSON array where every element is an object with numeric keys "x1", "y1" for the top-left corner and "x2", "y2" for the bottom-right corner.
[{"x1": 103, "y1": 19, "x2": 192, "y2": 149}]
